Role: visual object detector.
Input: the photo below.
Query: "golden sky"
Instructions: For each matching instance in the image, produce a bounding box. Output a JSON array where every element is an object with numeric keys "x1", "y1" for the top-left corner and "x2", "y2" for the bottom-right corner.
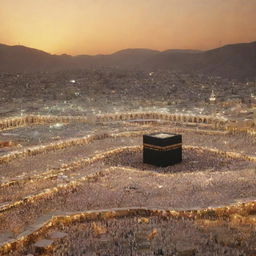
[{"x1": 1, "y1": 0, "x2": 256, "y2": 55}]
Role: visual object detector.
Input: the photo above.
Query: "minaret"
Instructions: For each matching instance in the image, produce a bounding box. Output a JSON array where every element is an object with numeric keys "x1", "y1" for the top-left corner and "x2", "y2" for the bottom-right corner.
[
  {"x1": 209, "y1": 90, "x2": 216, "y2": 102},
  {"x1": 209, "y1": 90, "x2": 216, "y2": 116}
]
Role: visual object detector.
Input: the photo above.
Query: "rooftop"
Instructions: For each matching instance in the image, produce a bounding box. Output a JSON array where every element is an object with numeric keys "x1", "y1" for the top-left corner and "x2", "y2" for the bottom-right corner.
[{"x1": 151, "y1": 133, "x2": 176, "y2": 139}]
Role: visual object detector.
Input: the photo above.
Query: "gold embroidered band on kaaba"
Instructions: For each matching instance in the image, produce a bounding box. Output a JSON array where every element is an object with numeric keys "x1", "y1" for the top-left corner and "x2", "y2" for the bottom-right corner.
[{"x1": 143, "y1": 143, "x2": 182, "y2": 151}]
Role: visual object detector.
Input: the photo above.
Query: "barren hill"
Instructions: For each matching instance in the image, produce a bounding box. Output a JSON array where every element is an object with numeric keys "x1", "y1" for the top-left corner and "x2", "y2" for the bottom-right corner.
[{"x1": 0, "y1": 41, "x2": 256, "y2": 79}]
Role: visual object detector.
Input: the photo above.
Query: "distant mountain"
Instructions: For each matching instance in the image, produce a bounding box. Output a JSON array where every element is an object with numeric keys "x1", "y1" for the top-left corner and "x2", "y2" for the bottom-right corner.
[
  {"x1": 194, "y1": 42, "x2": 256, "y2": 79},
  {"x1": 0, "y1": 41, "x2": 256, "y2": 79},
  {"x1": 72, "y1": 48, "x2": 160, "y2": 68},
  {"x1": 142, "y1": 42, "x2": 256, "y2": 79},
  {"x1": 0, "y1": 44, "x2": 72, "y2": 72},
  {"x1": 109, "y1": 48, "x2": 160, "y2": 67}
]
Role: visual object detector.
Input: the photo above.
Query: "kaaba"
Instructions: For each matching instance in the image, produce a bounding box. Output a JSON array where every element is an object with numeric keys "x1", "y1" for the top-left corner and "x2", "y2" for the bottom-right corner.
[{"x1": 143, "y1": 133, "x2": 182, "y2": 167}]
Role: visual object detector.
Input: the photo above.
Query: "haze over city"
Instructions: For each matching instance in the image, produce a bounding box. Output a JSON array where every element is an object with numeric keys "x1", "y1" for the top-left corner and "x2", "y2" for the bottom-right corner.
[{"x1": 1, "y1": 0, "x2": 256, "y2": 55}]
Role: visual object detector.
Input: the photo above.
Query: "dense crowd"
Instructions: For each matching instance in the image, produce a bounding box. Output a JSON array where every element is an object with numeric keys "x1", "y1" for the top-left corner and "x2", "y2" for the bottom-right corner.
[
  {"x1": 0, "y1": 118, "x2": 255, "y2": 254},
  {"x1": 8, "y1": 216, "x2": 255, "y2": 256},
  {"x1": 0, "y1": 146, "x2": 255, "y2": 238}
]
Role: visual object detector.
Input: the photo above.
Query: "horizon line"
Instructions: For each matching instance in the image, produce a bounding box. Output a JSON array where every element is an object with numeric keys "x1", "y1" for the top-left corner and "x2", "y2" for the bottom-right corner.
[{"x1": 1, "y1": 40, "x2": 256, "y2": 57}]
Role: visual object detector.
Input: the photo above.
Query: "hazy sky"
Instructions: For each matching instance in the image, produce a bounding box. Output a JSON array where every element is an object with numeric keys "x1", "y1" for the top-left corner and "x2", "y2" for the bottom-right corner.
[{"x1": 1, "y1": 0, "x2": 256, "y2": 55}]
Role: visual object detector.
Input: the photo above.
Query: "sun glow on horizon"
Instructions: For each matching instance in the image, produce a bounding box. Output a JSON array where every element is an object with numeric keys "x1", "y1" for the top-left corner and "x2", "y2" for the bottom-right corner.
[{"x1": 1, "y1": 0, "x2": 256, "y2": 55}]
